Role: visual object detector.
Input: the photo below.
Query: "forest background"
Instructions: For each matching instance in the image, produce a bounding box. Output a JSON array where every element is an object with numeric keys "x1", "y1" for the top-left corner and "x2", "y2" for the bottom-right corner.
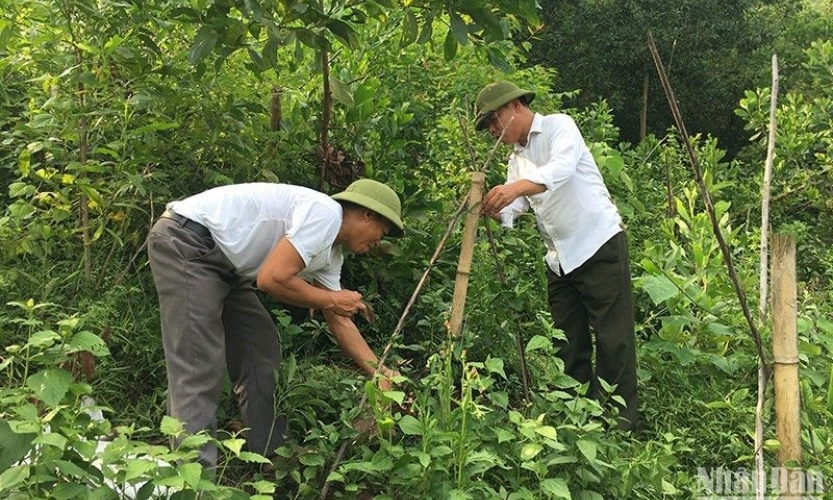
[{"x1": 1, "y1": 0, "x2": 833, "y2": 498}]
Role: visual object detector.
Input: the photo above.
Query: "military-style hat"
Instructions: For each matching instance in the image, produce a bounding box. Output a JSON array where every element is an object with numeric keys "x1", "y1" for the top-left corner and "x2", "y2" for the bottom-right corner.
[
  {"x1": 332, "y1": 179, "x2": 404, "y2": 236},
  {"x1": 474, "y1": 81, "x2": 536, "y2": 131}
]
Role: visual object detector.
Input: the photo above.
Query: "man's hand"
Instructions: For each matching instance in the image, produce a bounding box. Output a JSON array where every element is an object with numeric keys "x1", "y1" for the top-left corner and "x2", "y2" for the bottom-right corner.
[
  {"x1": 325, "y1": 289, "x2": 365, "y2": 317},
  {"x1": 377, "y1": 367, "x2": 401, "y2": 392},
  {"x1": 481, "y1": 184, "x2": 518, "y2": 216}
]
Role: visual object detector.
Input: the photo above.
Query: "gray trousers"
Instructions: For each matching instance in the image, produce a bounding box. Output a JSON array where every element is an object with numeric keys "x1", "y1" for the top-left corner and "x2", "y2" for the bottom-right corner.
[
  {"x1": 547, "y1": 231, "x2": 639, "y2": 429},
  {"x1": 147, "y1": 217, "x2": 285, "y2": 468}
]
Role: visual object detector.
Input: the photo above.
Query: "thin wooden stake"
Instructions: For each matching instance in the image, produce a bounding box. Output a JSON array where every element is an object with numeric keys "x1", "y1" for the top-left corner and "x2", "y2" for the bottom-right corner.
[
  {"x1": 771, "y1": 234, "x2": 801, "y2": 468},
  {"x1": 757, "y1": 53, "x2": 779, "y2": 500}
]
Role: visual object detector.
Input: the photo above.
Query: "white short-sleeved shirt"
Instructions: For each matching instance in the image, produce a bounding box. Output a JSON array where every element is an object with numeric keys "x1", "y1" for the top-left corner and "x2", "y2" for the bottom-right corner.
[
  {"x1": 499, "y1": 113, "x2": 623, "y2": 274},
  {"x1": 167, "y1": 183, "x2": 344, "y2": 290}
]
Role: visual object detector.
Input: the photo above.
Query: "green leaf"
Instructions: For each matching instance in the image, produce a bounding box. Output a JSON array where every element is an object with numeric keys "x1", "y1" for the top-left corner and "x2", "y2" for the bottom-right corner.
[
  {"x1": 449, "y1": 13, "x2": 468, "y2": 45},
  {"x1": 24, "y1": 331, "x2": 60, "y2": 351},
  {"x1": 541, "y1": 477, "x2": 572, "y2": 499},
  {"x1": 188, "y1": 26, "x2": 218, "y2": 64},
  {"x1": 494, "y1": 429, "x2": 515, "y2": 443},
  {"x1": 534, "y1": 425, "x2": 557, "y2": 440},
  {"x1": 443, "y1": 30, "x2": 458, "y2": 61},
  {"x1": 53, "y1": 482, "x2": 88, "y2": 499},
  {"x1": 26, "y1": 368, "x2": 73, "y2": 408},
  {"x1": 34, "y1": 432, "x2": 67, "y2": 450},
  {"x1": 401, "y1": 10, "x2": 418, "y2": 47},
  {"x1": 576, "y1": 439, "x2": 597, "y2": 462},
  {"x1": 125, "y1": 459, "x2": 158, "y2": 481},
  {"x1": 160, "y1": 416, "x2": 184, "y2": 436},
  {"x1": 68, "y1": 331, "x2": 110, "y2": 356},
  {"x1": 417, "y1": 15, "x2": 434, "y2": 44},
  {"x1": 326, "y1": 19, "x2": 357, "y2": 49},
  {"x1": 484, "y1": 357, "x2": 506, "y2": 378},
  {"x1": 330, "y1": 77, "x2": 355, "y2": 108},
  {"x1": 299, "y1": 452, "x2": 325, "y2": 466},
  {"x1": 238, "y1": 451, "x2": 271, "y2": 464},
  {"x1": 0, "y1": 465, "x2": 30, "y2": 492},
  {"x1": 178, "y1": 462, "x2": 202, "y2": 488},
  {"x1": 398, "y1": 415, "x2": 422, "y2": 435},
  {"x1": 0, "y1": 420, "x2": 35, "y2": 472},
  {"x1": 520, "y1": 443, "x2": 543, "y2": 460},
  {"x1": 640, "y1": 274, "x2": 678, "y2": 304},
  {"x1": 526, "y1": 335, "x2": 552, "y2": 353}
]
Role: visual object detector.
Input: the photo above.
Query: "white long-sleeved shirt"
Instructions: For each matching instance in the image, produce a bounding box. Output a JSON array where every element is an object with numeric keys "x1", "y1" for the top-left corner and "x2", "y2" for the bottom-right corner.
[{"x1": 500, "y1": 113, "x2": 622, "y2": 274}]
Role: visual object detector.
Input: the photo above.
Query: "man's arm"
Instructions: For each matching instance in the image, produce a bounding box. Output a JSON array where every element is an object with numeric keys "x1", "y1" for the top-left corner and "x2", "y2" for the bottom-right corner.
[
  {"x1": 322, "y1": 307, "x2": 398, "y2": 389},
  {"x1": 256, "y1": 237, "x2": 364, "y2": 317}
]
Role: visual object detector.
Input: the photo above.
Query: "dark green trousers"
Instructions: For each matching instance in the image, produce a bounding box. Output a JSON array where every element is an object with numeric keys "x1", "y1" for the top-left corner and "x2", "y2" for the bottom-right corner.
[{"x1": 547, "y1": 231, "x2": 638, "y2": 429}]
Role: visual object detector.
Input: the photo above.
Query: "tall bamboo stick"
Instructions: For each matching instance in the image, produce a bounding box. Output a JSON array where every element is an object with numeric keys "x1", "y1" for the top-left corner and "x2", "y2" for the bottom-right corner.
[
  {"x1": 449, "y1": 172, "x2": 486, "y2": 338},
  {"x1": 771, "y1": 234, "x2": 801, "y2": 468}
]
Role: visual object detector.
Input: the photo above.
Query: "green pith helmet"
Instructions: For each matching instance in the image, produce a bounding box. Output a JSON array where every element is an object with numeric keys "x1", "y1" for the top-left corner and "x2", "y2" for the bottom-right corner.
[
  {"x1": 332, "y1": 179, "x2": 405, "y2": 236},
  {"x1": 474, "y1": 81, "x2": 536, "y2": 131}
]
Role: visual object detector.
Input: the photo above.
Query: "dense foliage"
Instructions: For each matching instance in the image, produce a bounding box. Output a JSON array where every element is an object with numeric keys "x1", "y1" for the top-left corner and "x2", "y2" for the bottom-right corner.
[{"x1": 1, "y1": 0, "x2": 832, "y2": 498}]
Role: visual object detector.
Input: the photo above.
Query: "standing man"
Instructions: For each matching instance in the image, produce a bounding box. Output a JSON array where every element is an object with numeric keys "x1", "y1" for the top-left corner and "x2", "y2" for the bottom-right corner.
[
  {"x1": 474, "y1": 81, "x2": 638, "y2": 430},
  {"x1": 147, "y1": 179, "x2": 404, "y2": 468}
]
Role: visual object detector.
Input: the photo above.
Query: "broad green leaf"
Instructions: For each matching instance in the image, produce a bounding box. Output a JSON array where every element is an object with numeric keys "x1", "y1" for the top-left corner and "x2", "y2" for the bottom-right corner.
[
  {"x1": 430, "y1": 445, "x2": 453, "y2": 457},
  {"x1": 495, "y1": 428, "x2": 515, "y2": 443},
  {"x1": 68, "y1": 331, "x2": 110, "y2": 356},
  {"x1": 576, "y1": 439, "x2": 597, "y2": 462},
  {"x1": 640, "y1": 274, "x2": 678, "y2": 304},
  {"x1": 160, "y1": 416, "x2": 184, "y2": 436},
  {"x1": 54, "y1": 459, "x2": 93, "y2": 480},
  {"x1": 238, "y1": 451, "x2": 271, "y2": 464},
  {"x1": 330, "y1": 77, "x2": 355, "y2": 108},
  {"x1": 26, "y1": 368, "x2": 72, "y2": 408},
  {"x1": 223, "y1": 438, "x2": 245, "y2": 455},
  {"x1": 299, "y1": 452, "x2": 325, "y2": 466},
  {"x1": 180, "y1": 434, "x2": 212, "y2": 449},
  {"x1": 53, "y1": 482, "x2": 88, "y2": 500},
  {"x1": 0, "y1": 465, "x2": 29, "y2": 492},
  {"x1": 417, "y1": 15, "x2": 434, "y2": 44},
  {"x1": 326, "y1": 19, "x2": 357, "y2": 49},
  {"x1": 25, "y1": 330, "x2": 60, "y2": 349},
  {"x1": 34, "y1": 432, "x2": 67, "y2": 450},
  {"x1": 541, "y1": 477, "x2": 572, "y2": 499},
  {"x1": 188, "y1": 26, "x2": 218, "y2": 64},
  {"x1": 178, "y1": 462, "x2": 202, "y2": 487},
  {"x1": 449, "y1": 13, "x2": 468, "y2": 45},
  {"x1": 398, "y1": 415, "x2": 422, "y2": 435},
  {"x1": 534, "y1": 425, "x2": 557, "y2": 440},
  {"x1": 401, "y1": 10, "x2": 418, "y2": 47},
  {"x1": 520, "y1": 443, "x2": 543, "y2": 460},
  {"x1": 382, "y1": 390, "x2": 405, "y2": 404},
  {"x1": 526, "y1": 335, "x2": 551, "y2": 353},
  {"x1": 0, "y1": 420, "x2": 35, "y2": 472},
  {"x1": 443, "y1": 30, "x2": 457, "y2": 60},
  {"x1": 125, "y1": 459, "x2": 158, "y2": 481},
  {"x1": 484, "y1": 356, "x2": 506, "y2": 378}
]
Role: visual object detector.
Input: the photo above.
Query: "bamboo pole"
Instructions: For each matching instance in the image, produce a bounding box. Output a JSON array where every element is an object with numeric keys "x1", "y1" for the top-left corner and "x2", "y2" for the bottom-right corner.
[
  {"x1": 449, "y1": 172, "x2": 486, "y2": 338},
  {"x1": 771, "y1": 233, "x2": 801, "y2": 468}
]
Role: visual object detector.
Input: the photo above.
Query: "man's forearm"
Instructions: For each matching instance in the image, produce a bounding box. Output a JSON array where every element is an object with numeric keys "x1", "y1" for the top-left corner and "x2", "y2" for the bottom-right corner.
[{"x1": 325, "y1": 312, "x2": 384, "y2": 377}]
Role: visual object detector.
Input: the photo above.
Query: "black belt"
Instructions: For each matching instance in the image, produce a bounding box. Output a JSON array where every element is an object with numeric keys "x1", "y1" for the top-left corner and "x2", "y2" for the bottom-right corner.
[{"x1": 161, "y1": 209, "x2": 212, "y2": 239}]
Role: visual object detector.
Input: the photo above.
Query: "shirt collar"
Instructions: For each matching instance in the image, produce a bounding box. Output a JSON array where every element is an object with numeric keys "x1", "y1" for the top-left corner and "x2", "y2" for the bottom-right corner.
[{"x1": 514, "y1": 113, "x2": 544, "y2": 152}]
